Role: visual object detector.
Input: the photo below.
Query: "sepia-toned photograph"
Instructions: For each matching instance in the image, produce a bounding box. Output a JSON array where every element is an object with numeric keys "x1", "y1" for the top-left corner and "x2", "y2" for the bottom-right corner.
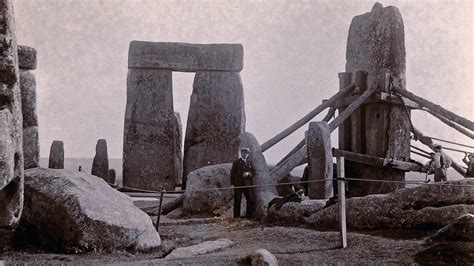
[{"x1": 0, "y1": 0, "x2": 473, "y2": 264}]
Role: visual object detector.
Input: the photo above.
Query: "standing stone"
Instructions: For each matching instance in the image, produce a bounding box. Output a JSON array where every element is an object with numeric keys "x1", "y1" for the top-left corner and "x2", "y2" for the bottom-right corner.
[
  {"x1": 183, "y1": 71, "x2": 245, "y2": 189},
  {"x1": 344, "y1": 3, "x2": 409, "y2": 196},
  {"x1": 108, "y1": 169, "x2": 116, "y2": 185},
  {"x1": 91, "y1": 139, "x2": 109, "y2": 183},
  {"x1": 48, "y1": 140, "x2": 64, "y2": 169},
  {"x1": 307, "y1": 121, "x2": 333, "y2": 199},
  {"x1": 19, "y1": 45, "x2": 39, "y2": 169},
  {"x1": 0, "y1": 0, "x2": 24, "y2": 247},
  {"x1": 123, "y1": 69, "x2": 175, "y2": 191},
  {"x1": 173, "y1": 112, "x2": 183, "y2": 187}
]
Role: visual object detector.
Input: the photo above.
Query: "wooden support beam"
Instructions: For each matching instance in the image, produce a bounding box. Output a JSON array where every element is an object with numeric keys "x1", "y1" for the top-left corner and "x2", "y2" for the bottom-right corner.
[
  {"x1": 332, "y1": 149, "x2": 426, "y2": 172},
  {"x1": 260, "y1": 83, "x2": 355, "y2": 152},
  {"x1": 393, "y1": 87, "x2": 474, "y2": 131},
  {"x1": 423, "y1": 108, "x2": 474, "y2": 139},
  {"x1": 270, "y1": 86, "x2": 378, "y2": 183},
  {"x1": 275, "y1": 107, "x2": 336, "y2": 167},
  {"x1": 412, "y1": 127, "x2": 467, "y2": 177},
  {"x1": 324, "y1": 92, "x2": 421, "y2": 109},
  {"x1": 411, "y1": 150, "x2": 431, "y2": 159}
]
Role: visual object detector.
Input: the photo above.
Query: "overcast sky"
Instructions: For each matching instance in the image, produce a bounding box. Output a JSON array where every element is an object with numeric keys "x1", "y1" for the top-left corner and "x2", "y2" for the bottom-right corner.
[{"x1": 12, "y1": 0, "x2": 473, "y2": 165}]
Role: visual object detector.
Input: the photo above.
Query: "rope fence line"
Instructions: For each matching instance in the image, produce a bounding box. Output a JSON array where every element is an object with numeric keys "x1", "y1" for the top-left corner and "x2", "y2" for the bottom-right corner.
[{"x1": 113, "y1": 176, "x2": 474, "y2": 196}]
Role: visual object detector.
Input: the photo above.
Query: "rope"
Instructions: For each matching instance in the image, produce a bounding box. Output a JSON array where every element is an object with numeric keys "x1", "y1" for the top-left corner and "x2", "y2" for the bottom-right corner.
[{"x1": 424, "y1": 135, "x2": 474, "y2": 149}]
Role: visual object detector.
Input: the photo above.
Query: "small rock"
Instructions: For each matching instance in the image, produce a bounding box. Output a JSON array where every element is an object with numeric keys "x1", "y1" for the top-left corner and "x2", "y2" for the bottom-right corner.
[
  {"x1": 165, "y1": 238, "x2": 233, "y2": 259},
  {"x1": 250, "y1": 249, "x2": 278, "y2": 266},
  {"x1": 427, "y1": 213, "x2": 474, "y2": 242}
]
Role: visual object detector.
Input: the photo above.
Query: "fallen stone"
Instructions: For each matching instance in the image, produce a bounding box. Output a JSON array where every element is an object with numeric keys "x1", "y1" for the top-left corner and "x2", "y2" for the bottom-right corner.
[
  {"x1": 249, "y1": 249, "x2": 278, "y2": 266},
  {"x1": 307, "y1": 121, "x2": 333, "y2": 199},
  {"x1": 173, "y1": 112, "x2": 183, "y2": 187},
  {"x1": 426, "y1": 213, "x2": 474, "y2": 242},
  {"x1": 306, "y1": 179, "x2": 474, "y2": 230},
  {"x1": 108, "y1": 169, "x2": 116, "y2": 185},
  {"x1": 268, "y1": 200, "x2": 325, "y2": 225},
  {"x1": 20, "y1": 70, "x2": 39, "y2": 169},
  {"x1": 165, "y1": 238, "x2": 233, "y2": 259},
  {"x1": 123, "y1": 69, "x2": 175, "y2": 191},
  {"x1": 91, "y1": 139, "x2": 109, "y2": 182},
  {"x1": 344, "y1": 2, "x2": 409, "y2": 196},
  {"x1": 48, "y1": 140, "x2": 64, "y2": 169},
  {"x1": 128, "y1": 41, "x2": 243, "y2": 72},
  {"x1": 0, "y1": 0, "x2": 24, "y2": 247},
  {"x1": 18, "y1": 45, "x2": 37, "y2": 70},
  {"x1": 22, "y1": 168, "x2": 161, "y2": 252},
  {"x1": 183, "y1": 163, "x2": 233, "y2": 215},
  {"x1": 132, "y1": 197, "x2": 160, "y2": 211},
  {"x1": 183, "y1": 71, "x2": 245, "y2": 187}
]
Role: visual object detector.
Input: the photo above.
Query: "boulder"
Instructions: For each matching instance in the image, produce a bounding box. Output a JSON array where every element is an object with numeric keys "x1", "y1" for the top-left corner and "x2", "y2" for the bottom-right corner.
[
  {"x1": 22, "y1": 168, "x2": 161, "y2": 252},
  {"x1": 19, "y1": 69, "x2": 39, "y2": 169},
  {"x1": 123, "y1": 69, "x2": 175, "y2": 191},
  {"x1": 128, "y1": 41, "x2": 243, "y2": 72},
  {"x1": 183, "y1": 71, "x2": 245, "y2": 187},
  {"x1": 91, "y1": 139, "x2": 109, "y2": 182},
  {"x1": 249, "y1": 249, "x2": 278, "y2": 266},
  {"x1": 0, "y1": 0, "x2": 24, "y2": 247},
  {"x1": 344, "y1": 3, "x2": 409, "y2": 197},
  {"x1": 165, "y1": 238, "x2": 233, "y2": 259},
  {"x1": 427, "y1": 213, "x2": 474, "y2": 242},
  {"x1": 48, "y1": 140, "x2": 64, "y2": 169},
  {"x1": 182, "y1": 163, "x2": 233, "y2": 214},
  {"x1": 18, "y1": 45, "x2": 37, "y2": 70},
  {"x1": 268, "y1": 201, "x2": 325, "y2": 225},
  {"x1": 306, "y1": 179, "x2": 474, "y2": 230}
]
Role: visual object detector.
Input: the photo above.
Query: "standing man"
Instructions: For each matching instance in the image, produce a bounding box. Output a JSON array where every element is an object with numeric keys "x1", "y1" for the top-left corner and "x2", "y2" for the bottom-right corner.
[
  {"x1": 463, "y1": 153, "x2": 474, "y2": 177},
  {"x1": 230, "y1": 147, "x2": 256, "y2": 218},
  {"x1": 429, "y1": 144, "x2": 452, "y2": 182}
]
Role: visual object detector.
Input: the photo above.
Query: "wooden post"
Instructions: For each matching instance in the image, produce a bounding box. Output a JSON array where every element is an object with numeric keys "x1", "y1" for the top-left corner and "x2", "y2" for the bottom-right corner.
[
  {"x1": 260, "y1": 83, "x2": 355, "y2": 152},
  {"x1": 338, "y1": 72, "x2": 352, "y2": 156},
  {"x1": 155, "y1": 189, "x2": 165, "y2": 232},
  {"x1": 393, "y1": 87, "x2": 474, "y2": 131},
  {"x1": 423, "y1": 108, "x2": 474, "y2": 139},
  {"x1": 337, "y1": 156, "x2": 347, "y2": 248}
]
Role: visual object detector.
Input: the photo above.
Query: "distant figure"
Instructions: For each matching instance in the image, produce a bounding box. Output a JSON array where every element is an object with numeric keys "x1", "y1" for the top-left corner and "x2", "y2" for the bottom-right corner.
[
  {"x1": 463, "y1": 153, "x2": 474, "y2": 177},
  {"x1": 78, "y1": 165, "x2": 82, "y2": 172},
  {"x1": 427, "y1": 144, "x2": 452, "y2": 182},
  {"x1": 230, "y1": 147, "x2": 256, "y2": 219}
]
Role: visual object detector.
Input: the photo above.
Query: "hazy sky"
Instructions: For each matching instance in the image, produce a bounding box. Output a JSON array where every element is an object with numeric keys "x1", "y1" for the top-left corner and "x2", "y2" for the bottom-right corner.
[{"x1": 12, "y1": 0, "x2": 473, "y2": 165}]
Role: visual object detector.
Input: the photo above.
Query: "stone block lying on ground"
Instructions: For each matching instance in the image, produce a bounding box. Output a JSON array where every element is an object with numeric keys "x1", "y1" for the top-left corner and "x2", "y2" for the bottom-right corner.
[
  {"x1": 306, "y1": 179, "x2": 474, "y2": 230},
  {"x1": 21, "y1": 168, "x2": 161, "y2": 252},
  {"x1": 183, "y1": 164, "x2": 233, "y2": 215},
  {"x1": 165, "y1": 238, "x2": 233, "y2": 259},
  {"x1": 249, "y1": 249, "x2": 278, "y2": 266},
  {"x1": 268, "y1": 200, "x2": 325, "y2": 225},
  {"x1": 128, "y1": 41, "x2": 243, "y2": 72},
  {"x1": 426, "y1": 213, "x2": 474, "y2": 242}
]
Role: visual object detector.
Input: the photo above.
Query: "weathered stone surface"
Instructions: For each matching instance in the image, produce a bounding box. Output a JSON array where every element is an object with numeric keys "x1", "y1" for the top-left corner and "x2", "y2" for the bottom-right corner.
[
  {"x1": 48, "y1": 140, "x2": 64, "y2": 169},
  {"x1": 91, "y1": 139, "x2": 109, "y2": 182},
  {"x1": 123, "y1": 69, "x2": 175, "y2": 191},
  {"x1": 183, "y1": 71, "x2": 245, "y2": 188},
  {"x1": 344, "y1": 3, "x2": 409, "y2": 196},
  {"x1": 306, "y1": 179, "x2": 474, "y2": 230},
  {"x1": 427, "y1": 213, "x2": 474, "y2": 242},
  {"x1": 268, "y1": 201, "x2": 325, "y2": 225},
  {"x1": 165, "y1": 238, "x2": 233, "y2": 259},
  {"x1": 173, "y1": 112, "x2": 183, "y2": 186},
  {"x1": 239, "y1": 132, "x2": 276, "y2": 218},
  {"x1": 182, "y1": 163, "x2": 233, "y2": 215},
  {"x1": 307, "y1": 121, "x2": 333, "y2": 199},
  {"x1": 20, "y1": 70, "x2": 39, "y2": 169},
  {"x1": 18, "y1": 45, "x2": 36, "y2": 70},
  {"x1": 108, "y1": 168, "x2": 116, "y2": 185},
  {"x1": 23, "y1": 168, "x2": 161, "y2": 252},
  {"x1": 249, "y1": 249, "x2": 278, "y2": 266},
  {"x1": 128, "y1": 41, "x2": 243, "y2": 72},
  {"x1": 0, "y1": 0, "x2": 23, "y2": 247}
]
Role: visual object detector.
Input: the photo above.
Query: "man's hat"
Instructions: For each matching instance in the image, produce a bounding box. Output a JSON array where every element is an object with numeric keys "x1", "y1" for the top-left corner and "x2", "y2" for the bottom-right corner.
[{"x1": 240, "y1": 147, "x2": 250, "y2": 152}]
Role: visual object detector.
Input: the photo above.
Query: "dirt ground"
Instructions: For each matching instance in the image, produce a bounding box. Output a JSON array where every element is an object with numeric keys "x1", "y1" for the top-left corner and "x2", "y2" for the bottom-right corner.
[{"x1": 3, "y1": 214, "x2": 472, "y2": 265}]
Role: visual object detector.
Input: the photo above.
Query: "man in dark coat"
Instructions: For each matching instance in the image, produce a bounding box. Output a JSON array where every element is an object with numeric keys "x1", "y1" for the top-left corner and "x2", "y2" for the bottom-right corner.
[{"x1": 230, "y1": 148, "x2": 256, "y2": 218}]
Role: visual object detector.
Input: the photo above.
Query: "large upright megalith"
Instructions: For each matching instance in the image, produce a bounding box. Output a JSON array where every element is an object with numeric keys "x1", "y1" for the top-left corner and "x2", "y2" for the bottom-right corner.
[
  {"x1": 183, "y1": 71, "x2": 245, "y2": 188},
  {"x1": 173, "y1": 112, "x2": 183, "y2": 186},
  {"x1": 0, "y1": 0, "x2": 24, "y2": 247},
  {"x1": 307, "y1": 122, "x2": 333, "y2": 199},
  {"x1": 92, "y1": 139, "x2": 110, "y2": 183},
  {"x1": 123, "y1": 69, "x2": 175, "y2": 191},
  {"x1": 343, "y1": 3, "x2": 409, "y2": 196},
  {"x1": 124, "y1": 41, "x2": 244, "y2": 191},
  {"x1": 49, "y1": 140, "x2": 64, "y2": 169},
  {"x1": 19, "y1": 45, "x2": 39, "y2": 169}
]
